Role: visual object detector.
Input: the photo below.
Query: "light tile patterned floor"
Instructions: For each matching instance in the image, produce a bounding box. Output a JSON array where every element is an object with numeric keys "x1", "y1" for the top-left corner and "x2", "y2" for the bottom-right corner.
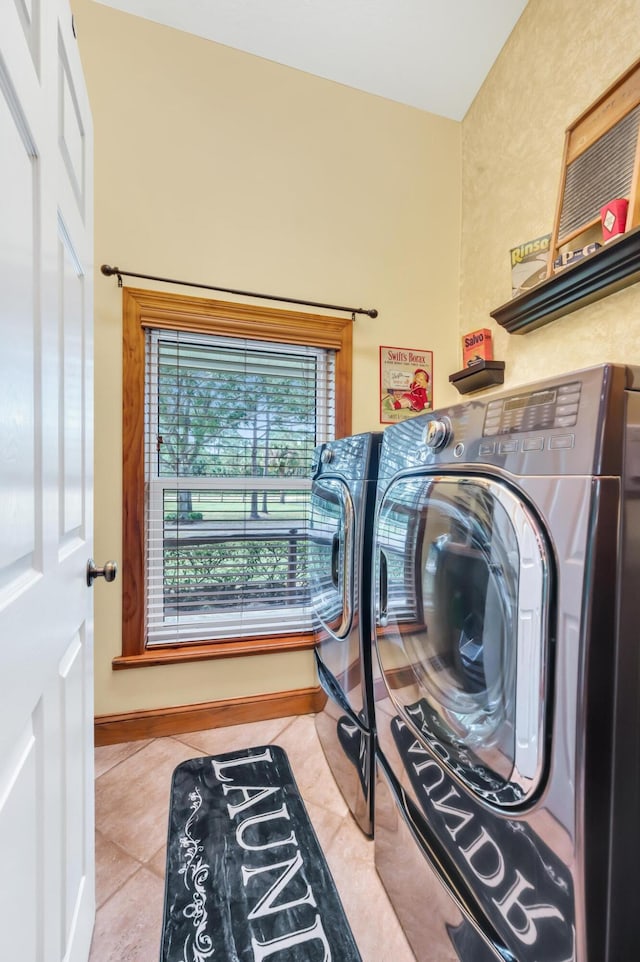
[{"x1": 89, "y1": 713, "x2": 417, "y2": 962}]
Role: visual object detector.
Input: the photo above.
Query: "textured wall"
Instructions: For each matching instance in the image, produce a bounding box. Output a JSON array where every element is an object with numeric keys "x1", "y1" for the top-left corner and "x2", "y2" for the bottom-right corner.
[{"x1": 461, "y1": 0, "x2": 640, "y2": 390}]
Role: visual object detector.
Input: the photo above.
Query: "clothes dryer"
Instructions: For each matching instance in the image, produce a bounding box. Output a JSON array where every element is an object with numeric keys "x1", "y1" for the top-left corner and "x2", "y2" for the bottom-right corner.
[
  {"x1": 372, "y1": 363, "x2": 640, "y2": 961},
  {"x1": 309, "y1": 432, "x2": 382, "y2": 836}
]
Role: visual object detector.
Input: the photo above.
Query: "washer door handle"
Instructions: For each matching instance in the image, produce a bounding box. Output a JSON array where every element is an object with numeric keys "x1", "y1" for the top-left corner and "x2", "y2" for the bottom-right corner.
[
  {"x1": 331, "y1": 533, "x2": 340, "y2": 587},
  {"x1": 379, "y1": 550, "x2": 388, "y2": 627}
]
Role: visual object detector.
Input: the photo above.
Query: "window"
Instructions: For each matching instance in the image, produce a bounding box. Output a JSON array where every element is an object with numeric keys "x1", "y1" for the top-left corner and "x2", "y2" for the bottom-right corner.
[
  {"x1": 117, "y1": 288, "x2": 352, "y2": 668},
  {"x1": 148, "y1": 330, "x2": 333, "y2": 644}
]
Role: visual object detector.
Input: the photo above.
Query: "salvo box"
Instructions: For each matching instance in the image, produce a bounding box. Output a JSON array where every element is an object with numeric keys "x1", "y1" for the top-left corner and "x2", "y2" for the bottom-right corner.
[{"x1": 462, "y1": 328, "x2": 493, "y2": 367}]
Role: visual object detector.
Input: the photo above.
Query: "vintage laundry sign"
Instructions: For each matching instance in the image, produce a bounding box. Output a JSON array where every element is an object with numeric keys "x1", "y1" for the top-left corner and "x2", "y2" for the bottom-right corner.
[{"x1": 380, "y1": 345, "x2": 434, "y2": 424}]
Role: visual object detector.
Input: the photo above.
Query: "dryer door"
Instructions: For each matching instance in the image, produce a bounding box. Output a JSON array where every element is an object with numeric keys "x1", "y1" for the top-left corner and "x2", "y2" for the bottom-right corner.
[
  {"x1": 309, "y1": 477, "x2": 354, "y2": 640},
  {"x1": 375, "y1": 473, "x2": 551, "y2": 806}
]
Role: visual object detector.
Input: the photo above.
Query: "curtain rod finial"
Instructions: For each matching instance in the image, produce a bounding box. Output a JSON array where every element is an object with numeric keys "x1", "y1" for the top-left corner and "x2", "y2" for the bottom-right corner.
[
  {"x1": 368, "y1": 308, "x2": 378, "y2": 318},
  {"x1": 101, "y1": 264, "x2": 123, "y2": 287}
]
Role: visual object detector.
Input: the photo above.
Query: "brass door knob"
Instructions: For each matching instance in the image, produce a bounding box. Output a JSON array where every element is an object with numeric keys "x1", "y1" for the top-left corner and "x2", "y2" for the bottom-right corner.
[{"x1": 86, "y1": 559, "x2": 118, "y2": 587}]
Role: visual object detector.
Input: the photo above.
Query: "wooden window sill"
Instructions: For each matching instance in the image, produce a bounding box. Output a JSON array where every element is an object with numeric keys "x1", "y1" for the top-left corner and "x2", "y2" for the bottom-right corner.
[{"x1": 113, "y1": 632, "x2": 316, "y2": 670}]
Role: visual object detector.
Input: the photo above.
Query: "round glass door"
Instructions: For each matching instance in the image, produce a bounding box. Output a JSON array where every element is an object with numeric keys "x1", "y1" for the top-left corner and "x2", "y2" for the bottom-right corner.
[
  {"x1": 309, "y1": 477, "x2": 354, "y2": 639},
  {"x1": 376, "y1": 474, "x2": 551, "y2": 806}
]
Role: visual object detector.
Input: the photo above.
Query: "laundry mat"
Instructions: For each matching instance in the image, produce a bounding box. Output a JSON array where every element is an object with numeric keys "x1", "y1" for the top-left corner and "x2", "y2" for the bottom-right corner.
[{"x1": 160, "y1": 745, "x2": 362, "y2": 962}]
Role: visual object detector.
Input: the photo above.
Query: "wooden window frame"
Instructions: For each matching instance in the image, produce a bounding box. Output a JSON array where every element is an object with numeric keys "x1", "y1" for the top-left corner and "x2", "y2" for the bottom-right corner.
[{"x1": 114, "y1": 287, "x2": 352, "y2": 671}]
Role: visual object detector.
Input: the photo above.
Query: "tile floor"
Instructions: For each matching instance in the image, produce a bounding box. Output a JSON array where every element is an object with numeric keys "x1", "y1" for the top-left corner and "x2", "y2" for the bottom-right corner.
[{"x1": 89, "y1": 713, "x2": 417, "y2": 962}]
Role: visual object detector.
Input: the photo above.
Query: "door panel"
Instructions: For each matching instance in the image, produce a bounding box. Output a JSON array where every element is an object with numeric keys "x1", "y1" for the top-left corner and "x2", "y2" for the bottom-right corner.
[
  {"x1": 60, "y1": 226, "x2": 86, "y2": 540},
  {"x1": 0, "y1": 1, "x2": 95, "y2": 959},
  {"x1": 0, "y1": 61, "x2": 37, "y2": 588},
  {"x1": 0, "y1": 723, "x2": 39, "y2": 959}
]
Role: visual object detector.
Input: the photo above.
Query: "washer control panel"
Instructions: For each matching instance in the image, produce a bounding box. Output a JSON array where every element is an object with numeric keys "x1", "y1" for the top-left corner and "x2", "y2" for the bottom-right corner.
[
  {"x1": 377, "y1": 365, "x2": 629, "y2": 482},
  {"x1": 483, "y1": 380, "x2": 582, "y2": 437}
]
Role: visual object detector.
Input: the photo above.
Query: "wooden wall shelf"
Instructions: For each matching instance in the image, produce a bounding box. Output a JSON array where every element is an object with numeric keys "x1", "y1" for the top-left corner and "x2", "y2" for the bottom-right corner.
[
  {"x1": 491, "y1": 225, "x2": 640, "y2": 334},
  {"x1": 449, "y1": 360, "x2": 505, "y2": 395}
]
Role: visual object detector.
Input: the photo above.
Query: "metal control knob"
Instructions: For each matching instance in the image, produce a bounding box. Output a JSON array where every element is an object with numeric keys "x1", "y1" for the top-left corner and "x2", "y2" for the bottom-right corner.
[
  {"x1": 423, "y1": 418, "x2": 451, "y2": 450},
  {"x1": 86, "y1": 559, "x2": 118, "y2": 587},
  {"x1": 320, "y1": 446, "x2": 333, "y2": 464}
]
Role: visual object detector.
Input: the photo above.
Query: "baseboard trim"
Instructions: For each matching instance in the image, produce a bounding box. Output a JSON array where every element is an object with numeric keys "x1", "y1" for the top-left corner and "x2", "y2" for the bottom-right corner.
[{"x1": 94, "y1": 686, "x2": 327, "y2": 746}]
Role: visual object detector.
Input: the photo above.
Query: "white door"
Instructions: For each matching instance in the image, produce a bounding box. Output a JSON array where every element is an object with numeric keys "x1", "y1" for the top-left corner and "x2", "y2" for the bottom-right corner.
[{"x1": 0, "y1": 0, "x2": 96, "y2": 960}]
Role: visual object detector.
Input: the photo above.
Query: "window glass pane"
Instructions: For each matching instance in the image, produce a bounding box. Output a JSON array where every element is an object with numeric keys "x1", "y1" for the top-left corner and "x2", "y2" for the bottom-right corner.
[
  {"x1": 156, "y1": 338, "x2": 321, "y2": 478},
  {"x1": 145, "y1": 329, "x2": 335, "y2": 645}
]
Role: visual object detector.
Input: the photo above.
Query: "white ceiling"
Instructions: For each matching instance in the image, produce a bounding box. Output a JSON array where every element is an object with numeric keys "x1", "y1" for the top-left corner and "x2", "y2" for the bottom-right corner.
[{"x1": 94, "y1": 0, "x2": 529, "y2": 120}]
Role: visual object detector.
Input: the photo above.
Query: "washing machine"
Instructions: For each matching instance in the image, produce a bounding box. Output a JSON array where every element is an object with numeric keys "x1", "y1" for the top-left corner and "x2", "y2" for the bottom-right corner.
[
  {"x1": 309, "y1": 432, "x2": 382, "y2": 836},
  {"x1": 372, "y1": 363, "x2": 640, "y2": 961}
]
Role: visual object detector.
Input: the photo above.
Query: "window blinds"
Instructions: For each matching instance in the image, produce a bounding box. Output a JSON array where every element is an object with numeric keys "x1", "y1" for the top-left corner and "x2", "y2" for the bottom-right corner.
[{"x1": 144, "y1": 328, "x2": 336, "y2": 646}]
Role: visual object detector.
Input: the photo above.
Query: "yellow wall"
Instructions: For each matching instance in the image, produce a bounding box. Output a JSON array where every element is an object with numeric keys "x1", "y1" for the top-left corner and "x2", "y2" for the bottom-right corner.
[
  {"x1": 461, "y1": 0, "x2": 640, "y2": 385},
  {"x1": 71, "y1": 0, "x2": 462, "y2": 716},
  {"x1": 77, "y1": 0, "x2": 640, "y2": 719}
]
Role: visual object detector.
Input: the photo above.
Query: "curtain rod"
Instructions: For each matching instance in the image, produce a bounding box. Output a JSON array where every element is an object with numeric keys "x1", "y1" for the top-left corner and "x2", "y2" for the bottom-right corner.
[{"x1": 100, "y1": 264, "x2": 378, "y2": 318}]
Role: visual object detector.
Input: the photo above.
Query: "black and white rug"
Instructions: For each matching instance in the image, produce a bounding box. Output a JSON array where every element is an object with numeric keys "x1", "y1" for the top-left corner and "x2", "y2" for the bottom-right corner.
[{"x1": 160, "y1": 745, "x2": 362, "y2": 962}]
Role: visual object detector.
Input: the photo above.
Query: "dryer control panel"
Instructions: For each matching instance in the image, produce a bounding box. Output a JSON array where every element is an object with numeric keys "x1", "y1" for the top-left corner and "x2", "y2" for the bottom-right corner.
[
  {"x1": 377, "y1": 363, "x2": 638, "y2": 481},
  {"x1": 483, "y1": 380, "x2": 582, "y2": 437}
]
